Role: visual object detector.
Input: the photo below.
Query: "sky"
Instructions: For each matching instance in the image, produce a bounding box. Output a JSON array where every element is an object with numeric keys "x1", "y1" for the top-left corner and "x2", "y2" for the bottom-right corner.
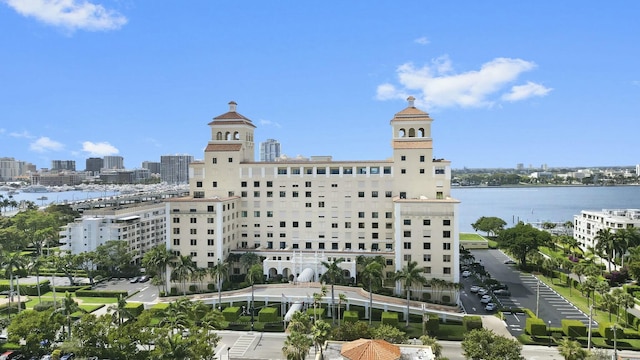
[{"x1": 1, "y1": 1, "x2": 639, "y2": 171}]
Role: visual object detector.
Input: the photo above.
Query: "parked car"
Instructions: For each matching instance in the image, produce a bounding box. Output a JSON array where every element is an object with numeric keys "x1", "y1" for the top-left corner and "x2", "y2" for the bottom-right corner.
[
  {"x1": 504, "y1": 259, "x2": 516, "y2": 265},
  {"x1": 59, "y1": 354, "x2": 75, "y2": 360},
  {"x1": 469, "y1": 285, "x2": 480, "y2": 293},
  {"x1": 129, "y1": 277, "x2": 140, "y2": 283},
  {"x1": 493, "y1": 289, "x2": 511, "y2": 296},
  {"x1": 0, "y1": 351, "x2": 21, "y2": 360},
  {"x1": 485, "y1": 302, "x2": 498, "y2": 311},
  {"x1": 480, "y1": 295, "x2": 492, "y2": 304},
  {"x1": 477, "y1": 288, "x2": 488, "y2": 296},
  {"x1": 462, "y1": 270, "x2": 471, "y2": 278},
  {"x1": 138, "y1": 275, "x2": 150, "y2": 283}
]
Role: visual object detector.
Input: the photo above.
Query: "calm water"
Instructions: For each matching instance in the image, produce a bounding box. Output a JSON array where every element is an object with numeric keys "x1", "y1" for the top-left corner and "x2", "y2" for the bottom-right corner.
[
  {"x1": 0, "y1": 189, "x2": 118, "y2": 206},
  {"x1": 452, "y1": 185, "x2": 640, "y2": 232}
]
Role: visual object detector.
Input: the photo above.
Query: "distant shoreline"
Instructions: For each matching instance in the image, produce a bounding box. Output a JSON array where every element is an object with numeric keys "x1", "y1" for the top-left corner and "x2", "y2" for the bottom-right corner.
[{"x1": 452, "y1": 183, "x2": 639, "y2": 189}]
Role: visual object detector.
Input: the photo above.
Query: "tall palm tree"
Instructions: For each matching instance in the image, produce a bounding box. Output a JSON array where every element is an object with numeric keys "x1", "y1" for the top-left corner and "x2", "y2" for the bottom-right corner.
[
  {"x1": 171, "y1": 255, "x2": 196, "y2": 296},
  {"x1": 240, "y1": 252, "x2": 261, "y2": 272},
  {"x1": 311, "y1": 320, "x2": 332, "y2": 359},
  {"x1": 2, "y1": 251, "x2": 26, "y2": 317},
  {"x1": 337, "y1": 293, "x2": 347, "y2": 326},
  {"x1": 394, "y1": 260, "x2": 426, "y2": 327},
  {"x1": 190, "y1": 267, "x2": 207, "y2": 293},
  {"x1": 595, "y1": 228, "x2": 616, "y2": 272},
  {"x1": 108, "y1": 295, "x2": 134, "y2": 326},
  {"x1": 311, "y1": 286, "x2": 327, "y2": 323},
  {"x1": 247, "y1": 263, "x2": 263, "y2": 330},
  {"x1": 357, "y1": 255, "x2": 384, "y2": 325},
  {"x1": 600, "y1": 292, "x2": 617, "y2": 321},
  {"x1": 320, "y1": 257, "x2": 345, "y2": 325},
  {"x1": 142, "y1": 245, "x2": 175, "y2": 293},
  {"x1": 282, "y1": 331, "x2": 313, "y2": 360},
  {"x1": 614, "y1": 228, "x2": 640, "y2": 267},
  {"x1": 53, "y1": 292, "x2": 85, "y2": 339},
  {"x1": 27, "y1": 255, "x2": 46, "y2": 303},
  {"x1": 594, "y1": 280, "x2": 610, "y2": 314},
  {"x1": 612, "y1": 288, "x2": 635, "y2": 324},
  {"x1": 209, "y1": 259, "x2": 229, "y2": 310},
  {"x1": 419, "y1": 335, "x2": 442, "y2": 359}
]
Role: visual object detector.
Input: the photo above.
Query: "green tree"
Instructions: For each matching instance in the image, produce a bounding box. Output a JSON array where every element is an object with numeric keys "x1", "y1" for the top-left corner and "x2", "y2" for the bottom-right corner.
[
  {"x1": 393, "y1": 260, "x2": 426, "y2": 327},
  {"x1": 594, "y1": 229, "x2": 616, "y2": 273},
  {"x1": 357, "y1": 255, "x2": 384, "y2": 325},
  {"x1": 27, "y1": 254, "x2": 47, "y2": 303},
  {"x1": 288, "y1": 309, "x2": 312, "y2": 333},
  {"x1": 240, "y1": 252, "x2": 261, "y2": 272},
  {"x1": 332, "y1": 320, "x2": 371, "y2": 341},
  {"x1": 209, "y1": 259, "x2": 229, "y2": 310},
  {"x1": 2, "y1": 250, "x2": 26, "y2": 316},
  {"x1": 108, "y1": 295, "x2": 134, "y2": 326},
  {"x1": 282, "y1": 331, "x2": 313, "y2": 360},
  {"x1": 142, "y1": 245, "x2": 175, "y2": 293},
  {"x1": 7, "y1": 309, "x2": 62, "y2": 358},
  {"x1": 558, "y1": 338, "x2": 589, "y2": 360},
  {"x1": 612, "y1": 288, "x2": 635, "y2": 323},
  {"x1": 419, "y1": 335, "x2": 443, "y2": 359},
  {"x1": 247, "y1": 263, "x2": 263, "y2": 329},
  {"x1": 497, "y1": 222, "x2": 551, "y2": 268},
  {"x1": 171, "y1": 255, "x2": 196, "y2": 296},
  {"x1": 461, "y1": 328, "x2": 524, "y2": 360},
  {"x1": 320, "y1": 257, "x2": 345, "y2": 325},
  {"x1": 371, "y1": 323, "x2": 408, "y2": 344},
  {"x1": 311, "y1": 320, "x2": 332, "y2": 359},
  {"x1": 53, "y1": 292, "x2": 86, "y2": 339},
  {"x1": 471, "y1": 216, "x2": 507, "y2": 237},
  {"x1": 94, "y1": 240, "x2": 136, "y2": 277}
]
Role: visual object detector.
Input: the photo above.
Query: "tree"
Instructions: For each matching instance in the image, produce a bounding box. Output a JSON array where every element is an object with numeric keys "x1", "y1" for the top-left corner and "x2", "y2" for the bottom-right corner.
[
  {"x1": 288, "y1": 310, "x2": 312, "y2": 334},
  {"x1": 471, "y1": 216, "x2": 507, "y2": 237},
  {"x1": 337, "y1": 293, "x2": 347, "y2": 326},
  {"x1": 240, "y1": 252, "x2": 261, "y2": 272},
  {"x1": 594, "y1": 229, "x2": 616, "y2": 273},
  {"x1": 171, "y1": 255, "x2": 196, "y2": 296},
  {"x1": 461, "y1": 328, "x2": 524, "y2": 360},
  {"x1": 311, "y1": 320, "x2": 332, "y2": 359},
  {"x1": 142, "y1": 245, "x2": 175, "y2": 293},
  {"x1": 612, "y1": 288, "x2": 635, "y2": 323},
  {"x1": 54, "y1": 292, "x2": 86, "y2": 339},
  {"x1": 357, "y1": 255, "x2": 384, "y2": 325},
  {"x1": 108, "y1": 295, "x2": 134, "y2": 326},
  {"x1": 7, "y1": 309, "x2": 62, "y2": 358},
  {"x1": 419, "y1": 335, "x2": 443, "y2": 359},
  {"x1": 614, "y1": 228, "x2": 640, "y2": 267},
  {"x1": 497, "y1": 222, "x2": 551, "y2": 268},
  {"x1": 558, "y1": 338, "x2": 589, "y2": 360},
  {"x1": 27, "y1": 254, "x2": 47, "y2": 303},
  {"x1": 371, "y1": 323, "x2": 408, "y2": 344},
  {"x1": 2, "y1": 250, "x2": 26, "y2": 316},
  {"x1": 320, "y1": 257, "x2": 345, "y2": 325},
  {"x1": 282, "y1": 331, "x2": 313, "y2": 360},
  {"x1": 94, "y1": 240, "x2": 136, "y2": 278},
  {"x1": 331, "y1": 321, "x2": 371, "y2": 341},
  {"x1": 247, "y1": 263, "x2": 263, "y2": 329},
  {"x1": 209, "y1": 259, "x2": 229, "y2": 310},
  {"x1": 393, "y1": 260, "x2": 426, "y2": 327}
]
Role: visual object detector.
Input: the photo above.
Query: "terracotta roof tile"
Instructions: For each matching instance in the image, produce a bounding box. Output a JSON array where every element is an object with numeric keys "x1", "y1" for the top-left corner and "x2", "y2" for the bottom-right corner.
[
  {"x1": 205, "y1": 143, "x2": 243, "y2": 151},
  {"x1": 341, "y1": 339, "x2": 401, "y2": 360}
]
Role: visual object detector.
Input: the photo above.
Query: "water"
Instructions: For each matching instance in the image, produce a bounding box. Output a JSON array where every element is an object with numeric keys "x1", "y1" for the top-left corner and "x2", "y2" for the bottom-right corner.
[
  {"x1": 452, "y1": 185, "x2": 640, "y2": 232},
  {"x1": 0, "y1": 189, "x2": 119, "y2": 207}
]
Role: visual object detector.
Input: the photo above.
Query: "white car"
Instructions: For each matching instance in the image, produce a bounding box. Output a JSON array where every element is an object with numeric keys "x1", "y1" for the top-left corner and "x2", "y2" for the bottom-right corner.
[
  {"x1": 477, "y1": 288, "x2": 488, "y2": 296},
  {"x1": 480, "y1": 295, "x2": 492, "y2": 304},
  {"x1": 462, "y1": 270, "x2": 471, "y2": 278},
  {"x1": 485, "y1": 302, "x2": 497, "y2": 311},
  {"x1": 469, "y1": 285, "x2": 480, "y2": 293}
]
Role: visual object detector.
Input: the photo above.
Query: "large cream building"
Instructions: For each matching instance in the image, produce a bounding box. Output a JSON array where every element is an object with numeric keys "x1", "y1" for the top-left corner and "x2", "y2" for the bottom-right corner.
[
  {"x1": 166, "y1": 98, "x2": 460, "y2": 297},
  {"x1": 574, "y1": 208, "x2": 640, "y2": 250}
]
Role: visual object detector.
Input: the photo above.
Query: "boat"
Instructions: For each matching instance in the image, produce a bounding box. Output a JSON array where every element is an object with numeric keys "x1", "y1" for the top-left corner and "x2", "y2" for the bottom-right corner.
[{"x1": 37, "y1": 196, "x2": 48, "y2": 201}]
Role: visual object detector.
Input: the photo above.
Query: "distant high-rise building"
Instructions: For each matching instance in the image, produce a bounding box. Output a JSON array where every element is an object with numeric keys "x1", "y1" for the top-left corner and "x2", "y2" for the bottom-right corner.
[
  {"x1": 51, "y1": 160, "x2": 76, "y2": 171},
  {"x1": 161, "y1": 155, "x2": 193, "y2": 184},
  {"x1": 85, "y1": 157, "x2": 104, "y2": 174},
  {"x1": 516, "y1": 163, "x2": 524, "y2": 170},
  {"x1": 0, "y1": 157, "x2": 35, "y2": 181},
  {"x1": 260, "y1": 138, "x2": 281, "y2": 162},
  {"x1": 103, "y1": 156, "x2": 124, "y2": 170},
  {"x1": 142, "y1": 161, "x2": 162, "y2": 174}
]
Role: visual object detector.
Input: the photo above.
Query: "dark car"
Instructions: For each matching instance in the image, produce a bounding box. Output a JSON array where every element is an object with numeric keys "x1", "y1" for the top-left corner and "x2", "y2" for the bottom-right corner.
[
  {"x1": 504, "y1": 259, "x2": 516, "y2": 265},
  {"x1": 59, "y1": 354, "x2": 75, "y2": 360},
  {"x1": 493, "y1": 289, "x2": 511, "y2": 296},
  {"x1": 138, "y1": 275, "x2": 150, "y2": 283}
]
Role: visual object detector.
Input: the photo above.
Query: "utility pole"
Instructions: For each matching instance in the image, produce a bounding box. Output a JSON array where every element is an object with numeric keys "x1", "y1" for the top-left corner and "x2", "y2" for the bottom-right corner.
[
  {"x1": 587, "y1": 305, "x2": 593, "y2": 350},
  {"x1": 536, "y1": 279, "x2": 540, "y2": 317}
]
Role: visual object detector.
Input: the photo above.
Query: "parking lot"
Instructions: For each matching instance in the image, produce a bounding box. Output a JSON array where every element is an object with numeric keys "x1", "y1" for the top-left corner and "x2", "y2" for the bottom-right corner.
[{"x1": 462, "y1": 249, "x2": 596, "y2": 336}]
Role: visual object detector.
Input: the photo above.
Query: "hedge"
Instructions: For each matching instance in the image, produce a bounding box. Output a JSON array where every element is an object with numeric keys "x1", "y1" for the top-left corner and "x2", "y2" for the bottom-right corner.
[
  {"x1": 52, "y1": 285, "x2": 89, "y2": 293},
  {"x1": 0, "y1": 281, "x2": 51, "y2": 296},
  {"x1": 425, "y1": 314, "x2": 439, "y2": 335},
  {"x1": 562, "y1": 319, "x2": 587, "y2": 338},
  {"x1": 599, "y1": 322, "x2": 625, "y2": 340},
  {"x1": 125, "y1": 302, "x2": 145, "y2": 317},
  {"x1": 258, "y1": 307, "x2": 278, "y2": 323},
  {"x1": 343, "y1": 310, "x2": 359, "y2": 323},
  {"x1": 306, "y1": 308, "x2": 325, "y2": 319},
  {"x1": 526, "y1": 317, "x2": 547, "y2": 336},
  {"x1": 463, "y1": 316, "x2": 482, "y2": 331},
  {"x1": 75, "y1": 289, "x2": 128, "y2": 298},
  {"x1": 223, "y1": 307, "x2": 241, "y2": 322},
  {"x1": 381, "y1": 312, "x2": 399, "y2": 327}
]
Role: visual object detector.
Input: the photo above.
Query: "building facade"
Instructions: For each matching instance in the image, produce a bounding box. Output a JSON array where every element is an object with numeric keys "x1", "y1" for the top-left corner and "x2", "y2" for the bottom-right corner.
[
  {"x1": 86, "y1": 157, "x2": 104, "y2": 174},
  {"x1": 51, "y1": 160, "x2": 76, "y2": 171},
  {"x1": 0, "y1": 157, "x2": 35, "y2": 181},
  {"x1": 161, "y1": 155, "x2": 194, "y2": 184},
  {"x1": 260, "y1": 139, "x2": 281, "y2": 162},
  {"x1": 103, "y1": 156, "x2": 124, "y2": 170},
  {"x1": 166, "y1": 99, "x2": 460, "y2": 299},
  {"x1": 142, "y1": 161, "x2": 162, "y2": 175},
  {"x1": 59, "y1": 202, "x2": 167, "y2": 264},
  {"x1": 574, "y1": 208, "x2": 640, "y2": 250}
]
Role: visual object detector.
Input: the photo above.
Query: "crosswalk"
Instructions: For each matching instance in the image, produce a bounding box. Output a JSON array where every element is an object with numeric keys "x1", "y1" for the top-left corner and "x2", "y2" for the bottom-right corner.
[{"x1": 229, "y1": 333, "x2": 258, "y2": 359}]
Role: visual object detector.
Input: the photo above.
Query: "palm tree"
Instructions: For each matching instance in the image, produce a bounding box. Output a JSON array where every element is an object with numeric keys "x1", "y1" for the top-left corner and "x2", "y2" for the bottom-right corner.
[
  {"x1": 142, "y1": 245, "x2": 175, "y2": 293},
  {"x1": 247, "y1": 263, "x2": 263, "y2": 330},
  {"x1": 53, "y1": 292, "x2": 85, "y2": 339},
  {"x1": 582, "y1": 276, "x2": 598, "y2": 307},
  {"x1": 311, "y1": 286, "x2": 327, "y2": 323},
  {"x1": 108, "y1": 295, "x2": 134, "y2": 326},
  {"x1": 337, "y1": 293, "x2": 347, "y2": 326},
  {"x1": 320, "y1": 257, "x2": 345, "y2": 325},
  {"x1": 357, "y1": 256, "x2": 384, "y2": 325},
  {"x1": 394, "y1": 260, "x2": 426, "y2": 327},
  {"x1": 594, "y1": 280, "x2": 610, "y2": 314},
  {"x1": 288, "y1": 310, "x2": 312, "y2": 333},
  {"x1": 209, "y1": 259, "x2": 229, "y2": 310},
  {"x1": 282, "y1": 331, "x2": 313, "y2": 360},
  {"x1": 612, "y1": 288, "x2": 635, "y2": 324},
  {"x1": 27, "y1": 255, "x2": 46, "y2": 303},
  {"x1": 601, "y1": 292, "x2": 617, "y2": 322},
  {"x1": 595, "y1": 228, "x2": 616, "y2": 272},
  {"x1": 2, "y1": 251, "x2": 26, "y2": 317},
  {"x1": 614, "y1": 228, "x2": 640, "y2": 267},
  {"x1": 419, "y1": 335, "x2": 443, "y2": 359},
  {"x1": 171, "y1": 255, "x2": 196, "y2": 296},
  {"x1": 557, "y1": 338, "x2": 588, "y2": 360},
  {"x1": 190, "y1": 267, "x2": 207, "y2": 293},
  {"x1": 240, "y1": 252, "x2": 261, "y2": 272},
  {"x1": 311, "y1": 320, "x2": 332, "y2": 359}
]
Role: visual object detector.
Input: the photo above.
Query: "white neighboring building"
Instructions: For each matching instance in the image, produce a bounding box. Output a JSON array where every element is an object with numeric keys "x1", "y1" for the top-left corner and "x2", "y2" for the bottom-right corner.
[
  {"x1": 59, "y1": 202, "x2": 166, "y2": 264},
  {"x1": 573, "y1": 209, "x2": 640, "y2": 250}
]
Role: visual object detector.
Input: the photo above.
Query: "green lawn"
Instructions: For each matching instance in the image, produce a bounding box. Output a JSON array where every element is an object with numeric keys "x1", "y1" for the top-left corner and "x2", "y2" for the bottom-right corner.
[{"x1": 460, "y1": 233, "x2": 486, "y2": 241}]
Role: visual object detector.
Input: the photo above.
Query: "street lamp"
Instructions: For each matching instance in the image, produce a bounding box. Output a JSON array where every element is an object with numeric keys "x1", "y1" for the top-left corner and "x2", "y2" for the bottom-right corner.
[
  {"x1": 548, "y1": 320, "x2": 551, "y2": 347},
  {"x1": 587, "y1": 305, "x2": 593, "y2": 350},
  {"x1": 612, "y1": 324, "x2": 618, "y2": 360},
  {"x1": 227, "y1": 347, "x2": 231, "y2": 360}
]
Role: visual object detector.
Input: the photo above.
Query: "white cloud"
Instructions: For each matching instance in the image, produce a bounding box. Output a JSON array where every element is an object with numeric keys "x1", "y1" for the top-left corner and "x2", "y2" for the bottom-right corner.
[
  {"x1": 9, "y1": 130, "x2": 34, "y2": 138},
  {"x1": 30, "y1": 136, "x2": 64, "y2": 152},
  {"x1": 260, "y1": 119, "x2": 282, "y2": 128},
  {"x1": 3, "y1": 0, "x2": 127, "y2": 31},
  {"x1": 502, "y1": 81, "x2": 552, "y2": 102},
  {"x1": 377, "y1": 57, "x2": 551, "y2": 109},
  {"x1": 414, "y1": 37, "x2": 430, "y2": 45},
  {"x1": 81, "y1": 141, "x2": 119, "y2": 156}
]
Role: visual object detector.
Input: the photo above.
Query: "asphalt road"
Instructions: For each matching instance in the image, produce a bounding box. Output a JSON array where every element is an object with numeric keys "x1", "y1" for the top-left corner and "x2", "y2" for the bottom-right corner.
[{"x1": 462, "y1": 249, "x2": 595, "y2": 335}]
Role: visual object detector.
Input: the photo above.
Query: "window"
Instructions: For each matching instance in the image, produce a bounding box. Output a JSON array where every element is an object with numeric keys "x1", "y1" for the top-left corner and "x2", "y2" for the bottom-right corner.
[
  {"x1": 173, "y1": 228, "x2": 180, "y2": 234},
  {"x1": 280, "y1": 191, "x2": 286, "y2": 197},
  {"x1": 372, "y1": 223, "x2": 378, "y2": 228},
  {"x1": 383, "y1": 167, "x2": 391, "y2": 174},
  {"x1": 358, "y1": 212, "x2": 365, "y2": 218},
  {"x1": 359, "y1": 223, "x2": 365, "y2": 229},
  {"x1": 306, "y1": 221, "x2": 312, "y2": 228},
  {"x1": 278, "y1": 168, "x2": 287, "y2": 175},
  {"x1": 403, "y1": 231, "x2": 411, "y2": 237},
  {"x1": 241, "y1": 211, "x2": 247, "y2": 217},
  {"x1": 358, "y1": 191, "x2": 365, "y2": 198},
  {"x1": 423, "y1": 219, "x2": 431, "y2": 226},
  {"x1": 435, "y1": 167, "x2": 445, "y2": 174},
  {"x1": 403, "y1": 254, "x2": 412, "y2": 261},
  {"x1": 306, "y1": 242, "x2": 312, "y2": 249},
  {"x1": 423, "y1": 242, "x2": 431, "y2": 249},
  {"x1": 305, "y1": 191, "x2": 312, "y2": 197},
  {"x1": 345, "y1": 243, "x2": 352, "y2": 249},
  {"x1": 400, "y1": 192, "x2": 406, "y2": 199},
  {"x1": 213, "y1": 182, "x2": 217, "y2": 187},
  {"x1": 241, "y1": 181, "x2": 247, "y2": 187},
  {"x1": 292, "y1": 221, "x2": 299, "y2": 227},
  {"x1": 280, "y1": 221, "x2": 286, "y2": 227},
  {"x1": 190, "y1": 218, "x2": 197, "y2": 223},
  {"x1": 207, "y1": 229, "x2": 214, "y2": 234},
  {"x1": 280, "y1": 233, "x2": 286, "y2": 238},
  {"x1": 443, "y1": 231, "x2": 451, "y2": 238},
  {"x1": 403, "y1": 242, "x2": 411, "y2": 249},
  {"x1": 372, "y1": 191, "x2": 378, "y2": 198},
  {"x1": 404, "y1": 219, "x2": 411, "y2": 225},
  {"x1": 345, "y1": 222, "x2": 351, "y2": 228},
  {"x1": 207, "y1": 206, "x2": 214, "y2": 213},
  {"x1": 420, "y1": 155, "x2": 425, "y2": 162},
  {"x1": 292, "y1": 191, "x2": 299, "y2": 198},
  {"x1": 386, "y1": 243, "x2": 393, "y2": 250},
  {"x1": 173, "y1": 218, "x2": 180, "y2": 223},
  {"x1": 443, "y1": 267, "x2": 451, "y2": 274},
  {"x1": 267, "y1": 211, "x2": 273, "y2": 218},
  {"x1": 305, "y1": 203, "x2": 312, "y2": 208},
  {"x1": 443, "y1": 242, "x2": 451, "y2": 250},
  {"x1": 386, "y1": 223, "x2": 392, "y2": 229},
  {"x1": 386, "y1": 212, "x2": 392, "y2": 218},
  {"x1": 254, "y1": 211, "x2": 260, "y2": 217},
  {"x1": 267, "y1": 191, "x2": 273, "y2": 197},
  {"x1": 190, "y1": 229, "x2": 197, "y2": 235},
  {"x1": 372, "y1": 212, "x2": 378, "y2": 218},
  {"x1": 332, "y1": 243, "x2": 339, "y2": 250},
  {"x1": 318, "y1": 201, "x2": 325, "y2": 207},
  {"x1": 305, "y1": 181, "x2": 312, "y2": 187},
  {"x1": 332, "y1": 223, "x2": 338, "y2": 228},
  {"x1": 420, "y1": 169, "x2": 425, "y2": 174},
  {"x1": 359, "y1": 243, "x2": 365, "y2": 250},
  {"x1": 423, "y1": 254, "x2": 431, "y2": 262},
  {"x1": 443, "y1": 255, "x2": 451, "y2": 262},
  {"x1": 254, "y1": 181, "x2": 260, "y2": 187},
  {"x1": 443, "y1": 219, "x2": 451, "y2": 226},
  {"x1": 207, "y1": 239, "x2": 214, "y2": 246},
  {"x1": 196, "y1": 181, "x2": 202, "y2": 188},
  {"x1": 212, "y1": 158, "x2": 217, "y2": 164},
  {"x1": 401, "y1": 155, "x2": 406, "y2": 161},
  {"x1": 424, "y1": 267, "x2": 431, "y2": 274},
  {"x1": 190, "y1": 239, "x2": 197, "y2": 246},
  {"x1": 241, "y1": 191, "x2": 247, "y2": 197},
  {"x1": 267, "y1": 181, "x2": 273, "y2": 187},
  {"x1": 173, "y1": 239, "x2": 180, "y2": 246},
  {"x1": 385, "y1": 191, "x2": 392, "y2": 198},
  {"x1": 401, "y1": 169, "x2": 406, "y2": 174},
  {"x1": 319, "y1": 243, "x2": 325, "y2": 249},
  {"x1": 228, "y1": 157, "x2": 233, "y2": 163}
]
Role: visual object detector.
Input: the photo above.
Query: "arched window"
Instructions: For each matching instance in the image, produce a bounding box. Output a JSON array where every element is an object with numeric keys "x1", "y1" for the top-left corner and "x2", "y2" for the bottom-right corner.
[
  {"x1": 408, "y1": 128, "x2": 416, "y2": 137},
  {"x1": 398, "y1": 128, "x2": 406, "y2": 138},
  {"x1": 216, "y1": 132, "x2": 223, "y2": 140},
  {"x1": 234, "y1": 131, "x2": 240, "y2": 140},
  {"x1": 225, "y1": 132, "x2": 231, "y2": 140},
  {"x1": 418, "y1": 128, "x2": 425, "y2": 137}
]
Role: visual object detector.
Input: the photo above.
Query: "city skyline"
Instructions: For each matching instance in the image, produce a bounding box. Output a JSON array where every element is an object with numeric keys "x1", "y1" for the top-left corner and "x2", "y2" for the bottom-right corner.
[{"x1": 1, "y1": 1, "x2": 639, "y2": 170}]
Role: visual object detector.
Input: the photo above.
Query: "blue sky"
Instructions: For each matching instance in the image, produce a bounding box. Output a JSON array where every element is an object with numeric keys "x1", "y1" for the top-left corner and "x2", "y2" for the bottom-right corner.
[{"x1": 1, "y1": 1, "x2": 639, "y2": 170}]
